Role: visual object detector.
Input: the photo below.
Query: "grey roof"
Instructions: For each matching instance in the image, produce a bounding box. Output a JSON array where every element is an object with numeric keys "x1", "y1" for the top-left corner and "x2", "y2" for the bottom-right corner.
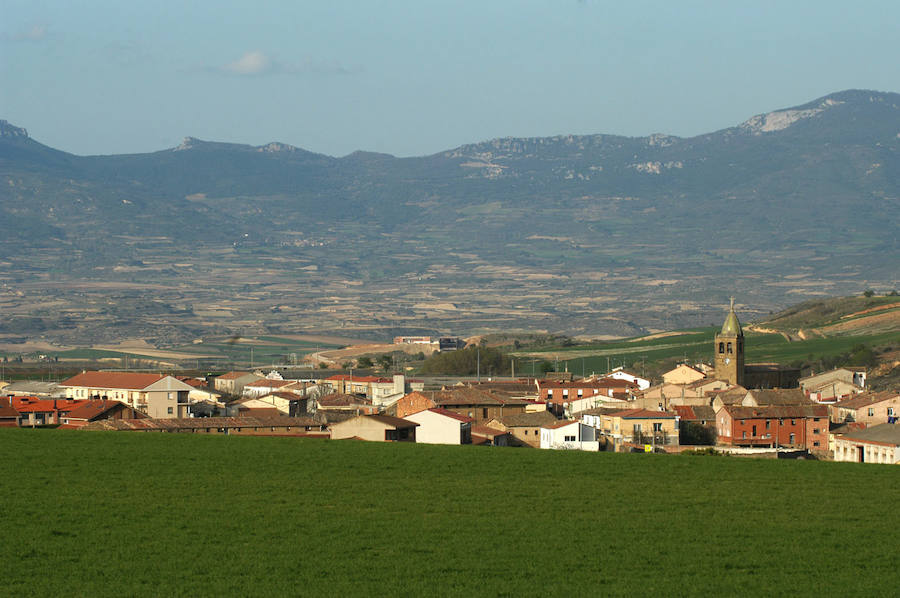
[
  {"x1": 840, "y1": 423, "x2": 900, "y2": 446},
  {"x1": 2, "y1": 381, "x2": 64, "y2": 396}
]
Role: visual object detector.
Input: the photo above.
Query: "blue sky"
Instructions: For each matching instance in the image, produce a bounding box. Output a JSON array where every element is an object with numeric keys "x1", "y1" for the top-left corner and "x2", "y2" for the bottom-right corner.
[{"x1": 2, "y1": 1, "x2": 897, "y2": 157}]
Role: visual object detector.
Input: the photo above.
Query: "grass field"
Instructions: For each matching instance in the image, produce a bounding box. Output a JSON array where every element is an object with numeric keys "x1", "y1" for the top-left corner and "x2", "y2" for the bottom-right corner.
[{"x1": 1, "y1": 430, "x2": 897, "y2": 596}]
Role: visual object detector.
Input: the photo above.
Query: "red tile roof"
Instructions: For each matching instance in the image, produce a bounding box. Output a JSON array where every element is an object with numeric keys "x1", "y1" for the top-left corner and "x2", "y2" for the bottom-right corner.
[
  {"x1": 11, "y1": 397, "x2": 87, "y2": 413},
  {"x1": 61, "y1": 371, "x2": 166, "y2": 390},
  {"x1": 63, "y1": 400, "x2": 138, "y2": 421},
  {"x1": 325, "y1": 375, "x2": 391, "y2": 383},
  {"x1": 245, "y1": 379, "x2": 295, "y2": 388},
  {"x1": 216, "y1": 371, "x2": 252, "y2": 380}
]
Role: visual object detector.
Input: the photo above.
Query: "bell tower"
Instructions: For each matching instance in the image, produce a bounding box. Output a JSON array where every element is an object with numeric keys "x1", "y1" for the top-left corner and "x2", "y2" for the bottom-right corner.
[{"x1": 714, "y1": 297, "x2": 744, "y2": 386}]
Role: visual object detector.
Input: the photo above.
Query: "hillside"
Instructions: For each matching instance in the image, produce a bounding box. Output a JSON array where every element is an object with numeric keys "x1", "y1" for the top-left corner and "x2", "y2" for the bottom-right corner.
[
  {"x1": 1, "y1": 429, "x2": 898, "y2": 596},
  {"x1": 750, "y1": 295, "x2": 900, "y2": 338},
  {"x1": 1, "y1": 90, "x2": 899, "y2": 344}
]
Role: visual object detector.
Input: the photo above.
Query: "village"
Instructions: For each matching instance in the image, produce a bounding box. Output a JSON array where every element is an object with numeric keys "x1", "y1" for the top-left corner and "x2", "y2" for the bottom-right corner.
[{"x1": 2, "y1": 301, "x2": 897, "y2": 465}]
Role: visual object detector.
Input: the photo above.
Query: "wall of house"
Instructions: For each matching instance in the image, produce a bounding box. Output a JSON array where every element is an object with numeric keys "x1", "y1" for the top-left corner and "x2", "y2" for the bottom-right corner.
[
  {"x1": 834, "y1": 439, "x2": 898, "y2": 464},
  {"x1": 404, "y1": 411, "x2": 467, "y2": 445},
  {"x1": 835, "y1": 397, "x2": 900, "y2": 425}
]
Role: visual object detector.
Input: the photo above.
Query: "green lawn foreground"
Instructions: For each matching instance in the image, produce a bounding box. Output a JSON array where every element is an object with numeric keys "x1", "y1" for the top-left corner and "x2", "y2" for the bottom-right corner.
[{"x1": 1, "y1": 429, "x2": 897, "y2": 597}]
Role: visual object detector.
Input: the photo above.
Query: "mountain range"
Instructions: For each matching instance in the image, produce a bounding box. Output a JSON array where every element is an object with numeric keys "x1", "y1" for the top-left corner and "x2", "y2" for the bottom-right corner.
[{"x1": 0, "y1": 89, "x2": 898, "y2": 346}]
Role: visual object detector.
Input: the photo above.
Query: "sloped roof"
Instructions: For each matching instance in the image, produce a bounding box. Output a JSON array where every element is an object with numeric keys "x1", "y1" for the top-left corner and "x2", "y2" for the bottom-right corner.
[
  {"x1": 747, "y1": 389, "x2": 812, "y2": 406},
  {"x1": 11, "y1": 397, "x2": 87, "y2": 413},
  {"x1": 838, "y1": 423, "x2": 900, "y2": 446},
  {"x1": 672, "y1": 405, "x2": 716, "y2": 421},
  {"x1": 363, "y1": 414, "x2": 419, "y2": 428},
  {"x1": 61, "y1": 371, "x2": 167, "y2": 390},
  {"x1": 216, "y1": 371, "x2": 253, "y2": 380},
  {"x1": 63, "y1": 400, "x2": 141, "y2": 421},
  {"x1": 245, "y1": 379, "x2": 296, "y2": 388},
  {"x1": 610, "y1": 408, "x2": 677, "y2": 419},
  {"x1": 833, "y1": 390, "x2": 899, "y2": 410},
  {"x1": 80, "y1": 416, "x2": 322, "y2": 431},
  {"x1": 543, "y1": 419, "x2": 579, "y2": 430},
  {"x1": 318, "y1": 393, "x2": 373, "y2": 407},
  {"x1": 721, "y1": 405, "x2": 828, "y2": 419},
  {"x1": 496, "y1": 410, "x2": 558, "y2": 427}
]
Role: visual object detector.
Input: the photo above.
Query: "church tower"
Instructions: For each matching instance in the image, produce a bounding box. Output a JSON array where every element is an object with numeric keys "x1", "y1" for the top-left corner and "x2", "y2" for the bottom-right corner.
[{"x1": 714, "y1": 297, "x2": 744, "y2": 386}]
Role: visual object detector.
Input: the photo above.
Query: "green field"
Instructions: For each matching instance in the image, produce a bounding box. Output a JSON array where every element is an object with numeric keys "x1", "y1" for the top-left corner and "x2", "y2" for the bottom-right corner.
[{"x1": 1, "y1": 430, "x2": 897, "y2": 596}]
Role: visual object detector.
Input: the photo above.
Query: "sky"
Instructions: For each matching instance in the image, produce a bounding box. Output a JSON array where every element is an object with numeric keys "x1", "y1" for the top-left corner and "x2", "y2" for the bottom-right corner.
[{"x1": 2, "y1": 0, "x2": 898, "y2": 157}]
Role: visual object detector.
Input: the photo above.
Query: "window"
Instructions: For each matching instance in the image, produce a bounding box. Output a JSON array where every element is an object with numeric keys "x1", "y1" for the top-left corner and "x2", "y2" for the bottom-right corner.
[
  {"x1": 718, "y1": 342, "x2": 725, "y2": 354},
  {"x1": 765, "y1": 420, "x2": 770, "y2": 429},
  {"x1": 547, "y1": 390, "x2": 552, "y2": 398},
  {"x1": 868, "y1": 408, "x2": 874, "y2": 417},
  {"x1": 789, "y1": 433, "x2": 795, "y2": 445},
  {"x1": 727, "y1": 342, "x2": 733, "y2": 354},
  {"x1": 564, "y1": 435, "x2": 576, "y2": 442},
  {"x1": 813, "y1": 441, "x2": 820, "y2": 447},
  {"x1": 653, "y1": 422, "x2": 663, "y2": 432},
  {"x1": 889, "y1": 408, "x2": 895, "y2": 416},
  {"x1": 813, "y1": 428, "x2": 820, "y2": 434},
  {"x1": 167, "y1": 407, "x2": 173, "y2": 414},
  {"x1": 577, "y1": 389, "x2": 583, "y2": 398},
  {"x1": 482, "y1": 408, "x2": 488, "y2": 419},
  {"x1": 562, "y1": 389, "x2": 569, "y2": 397},
  {"x1": 791, "y1": 419, "x2": 796, "y2": 426}
]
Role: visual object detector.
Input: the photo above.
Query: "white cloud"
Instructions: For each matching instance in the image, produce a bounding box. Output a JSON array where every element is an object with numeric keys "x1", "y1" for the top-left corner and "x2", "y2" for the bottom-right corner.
[
  {"x1": 216, "y1": 50, "x2": 362, "y2": 77},
  {"x1": 223, "y1": 50, "x2": 273, "y2": 75}
]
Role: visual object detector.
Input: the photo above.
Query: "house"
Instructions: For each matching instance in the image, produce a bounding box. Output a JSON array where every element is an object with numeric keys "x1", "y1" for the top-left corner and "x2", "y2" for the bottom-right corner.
[
  {"x1": 0, "y1": 397, "x2": 20, "y2": 427},
  {"x1": 11, "y1": 397, "x2": 87, "y2": 426},
  {"x1": 486, "y1": 410, "x2": 559, "y2": 447},
  {"x1": 712, "y1": 388, "x2": 813, "y2": 411},
  {"x1": 800, "y1": 367, "x2": 867, "y2": 397},
  {"x1": 404, "y1": 408, "x2": 473, "y2": 445},
  {"x1": 471, "y1": 425, "x2": 511, "y2": 447},
  {"x1": 539, "y1": 420, "x2": 599, "y2": 451},
  {"x1": 388, "y1": 391, "x2": 437, "y2": 418},
  {"x1": 227, "y1": 397, "x2": 284, "y2": 418},
  {"x1": 315, "y1": 393, "x2": 377, "y2": 415},
  {"x1": 329, "y1": 414, "x2": 418, "y2": 442},
  {"x1": 59, "y1": 400, "x2": 147, "y2": 428},
  {"x1": 833, "y1": 423, "x2": 900, "y2": 464},
  {"x1": 538, "y1": 378, "x2": 638, "y2": 417},
  {"x1": 662, "y1": 364, "x2": 706, "y2": 385},
  {"x1": 79, "y1": 416, "x2": 326, "y2": 436},
  {"x1": 671, "y1": 405, "x2": 717, "y2": 445},
  {"x1": 715, "y1": 405, "x2": 829, "y2": 453},
  {"x1": 597, "y1": 409, "x2": 680, "y2": 450},
  {"x1": 323, "y1": 374, "x2": 403, "y2": 401},
  {"x1": 213, "y1": 371, "x2": 264, "y2": 396},
  {"x1": 636, "y1": 379, "x2": 736, "y2": 410},
  {"x1": 601, "y1": 368, "x2": 651, "y2": 391},
  {"x1": 241, "y1": 378, "x2": 301, "y2": 398},
  {"x1": 61, "y1": 371, "x2": 197, "y2": 419},
  {"x1": 829, "y1": 390, "x2": 900, "y2": 425},
  {"x1": 430, "y1": 388, "x2": 530, "y2": 423}
]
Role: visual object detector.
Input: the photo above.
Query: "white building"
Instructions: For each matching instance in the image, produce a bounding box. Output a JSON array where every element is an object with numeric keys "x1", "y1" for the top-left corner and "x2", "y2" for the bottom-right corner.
[
  {"x1": 602, "y1": 368, "x2": 651, "y2": 391},
  {"x1": 540, "y1": 420, "x2": 600, "y2": 451},
  {"x1": 833, "y1": 423, "x2": 900, "y2": 464},
  {"x1": 403, "y1": 408, "x2": 473, "y2": 445}
]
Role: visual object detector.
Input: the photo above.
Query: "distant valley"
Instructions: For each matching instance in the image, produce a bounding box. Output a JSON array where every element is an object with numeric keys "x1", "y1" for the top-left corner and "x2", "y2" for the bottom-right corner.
[{"x1": 1, "y1": 89, "x2": 898, "y2": 348}]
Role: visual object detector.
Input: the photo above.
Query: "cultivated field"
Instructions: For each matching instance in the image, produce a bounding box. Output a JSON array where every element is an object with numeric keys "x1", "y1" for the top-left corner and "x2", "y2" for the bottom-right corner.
[{"x1": 1, "y1": 430, "x2": 897, "y2": 596}]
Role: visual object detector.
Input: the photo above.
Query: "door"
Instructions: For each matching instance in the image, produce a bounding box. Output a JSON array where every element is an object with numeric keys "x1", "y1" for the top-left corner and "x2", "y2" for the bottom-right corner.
[{"x1": 857, "y1": 446, "x2": 865, "y2": 463}]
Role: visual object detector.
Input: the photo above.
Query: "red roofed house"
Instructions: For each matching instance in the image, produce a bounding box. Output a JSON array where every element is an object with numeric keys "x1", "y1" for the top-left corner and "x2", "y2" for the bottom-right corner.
[
  {"x1": 61, "y1": 371, "x2": 197, "y2": 419},
  {"x1": 716, "y1": 405, "x2": 828, "y2": 453},
  {"x1": 829, "y1": 390, "x2": 900, "y2": 425},
  {"x1": 59, "y1": 400, "x2": 147, "y2": 428},
  {"x1": 538, "y1": 379, "x2": 638, "y2": 417},
  {"x1": 403, "y1": 408, "x2": 473, "y2": 445},
  {"x1": 241, "y1": 378, "x2": 301, "y2": 398},
  {"x1": 11, "y1": 397, "x2": 87, "y2": 427},
  {"x1": 0, "y1": 397, "x2": 21, "y2": 427}
]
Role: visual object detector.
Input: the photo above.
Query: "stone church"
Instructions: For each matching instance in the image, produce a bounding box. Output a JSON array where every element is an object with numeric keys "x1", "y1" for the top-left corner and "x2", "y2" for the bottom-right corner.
[{"x1": 714, "y1": 298, "x2": 800, "y2": 389}]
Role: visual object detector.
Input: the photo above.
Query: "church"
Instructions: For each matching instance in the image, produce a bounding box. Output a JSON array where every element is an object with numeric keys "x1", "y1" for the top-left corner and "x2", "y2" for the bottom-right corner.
[{"x1": 714, "y1": 298, "x2": 800, "y2": 389}]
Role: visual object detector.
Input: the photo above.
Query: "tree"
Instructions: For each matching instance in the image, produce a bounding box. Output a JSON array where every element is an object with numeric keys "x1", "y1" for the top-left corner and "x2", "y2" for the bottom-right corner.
[
  {"x1": 863, "y1": 289, "x2": 875, "y2": 297},
  {"x1": 356, "y1": 356, "x2": 373, "y2": 368}
]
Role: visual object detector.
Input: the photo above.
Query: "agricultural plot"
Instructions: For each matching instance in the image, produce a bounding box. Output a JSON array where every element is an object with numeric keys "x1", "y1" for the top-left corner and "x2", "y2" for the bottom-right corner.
[{"x1": 1, "y1": 429, "x2": 897, "y2": 596}]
